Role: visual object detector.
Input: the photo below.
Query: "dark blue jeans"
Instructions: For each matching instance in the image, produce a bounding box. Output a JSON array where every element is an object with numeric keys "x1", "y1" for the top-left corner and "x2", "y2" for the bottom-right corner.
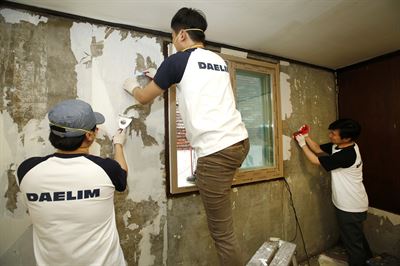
[{"x1": 335, "y1": 207, "x2": 372, "y2": 266}]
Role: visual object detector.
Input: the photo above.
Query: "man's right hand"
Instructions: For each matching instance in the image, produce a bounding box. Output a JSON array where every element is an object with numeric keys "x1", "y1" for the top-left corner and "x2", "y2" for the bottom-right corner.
[{"x1": 113, "y1": 129, "x2": 126, "y2": 145}]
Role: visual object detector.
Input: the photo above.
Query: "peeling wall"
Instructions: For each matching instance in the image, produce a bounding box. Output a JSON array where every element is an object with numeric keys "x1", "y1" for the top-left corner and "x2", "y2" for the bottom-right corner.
[
  {"x1": 1, "y1": 7, "x2": 166, "y2": 266},
  {"x1": 1, "y1": 6, "x2": 340, "y2": 266},
  {"x1": 276, "y1": 61, "x2": 338, "y2": 259}
]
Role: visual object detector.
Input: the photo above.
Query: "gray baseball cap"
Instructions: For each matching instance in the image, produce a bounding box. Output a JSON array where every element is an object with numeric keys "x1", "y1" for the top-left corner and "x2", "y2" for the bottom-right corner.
[{"x1": 48, "y1": 99, "x2": 105, "y2": 137}]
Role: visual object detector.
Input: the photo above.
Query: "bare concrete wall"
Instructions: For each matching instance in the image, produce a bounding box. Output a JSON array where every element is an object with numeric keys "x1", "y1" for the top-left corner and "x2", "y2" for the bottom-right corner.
[
  {"x1": 168, "y1": 60, "x2": 340, "y2": 265},
  {"x1": 1, "y1": 5, "x2": 340, "y2": 266},
  {"x1": 364, "y1": 208, "x2": 400, "y2": 257}
]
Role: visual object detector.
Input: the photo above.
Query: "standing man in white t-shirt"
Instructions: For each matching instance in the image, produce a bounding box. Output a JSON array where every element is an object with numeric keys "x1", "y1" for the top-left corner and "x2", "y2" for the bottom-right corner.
[
  {"x1": 122, "y1": 7, "x2": 249, "y2": 266},
  {"x1": 294, "y1": 119, "x2": 372, "y2": 266},
  {"x1": 17, "y1": 99, "x2": 128, "y2": 266}
]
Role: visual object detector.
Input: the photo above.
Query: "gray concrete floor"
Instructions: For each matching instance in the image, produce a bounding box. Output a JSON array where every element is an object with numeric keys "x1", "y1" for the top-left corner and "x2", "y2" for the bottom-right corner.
[{"x1": 299, "y1": 246, "x2": 400, "y2": 266}]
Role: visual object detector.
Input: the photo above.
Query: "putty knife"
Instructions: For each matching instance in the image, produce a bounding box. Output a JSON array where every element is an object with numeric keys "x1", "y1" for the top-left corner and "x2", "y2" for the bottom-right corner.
[{"x1": 118, "y1": 114, "x2": 133, "y2": 130}]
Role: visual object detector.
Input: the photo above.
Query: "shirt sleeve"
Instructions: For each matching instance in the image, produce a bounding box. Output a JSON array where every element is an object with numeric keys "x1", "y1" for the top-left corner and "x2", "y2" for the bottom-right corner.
[
  {"x1": 153, "y1": 51, "x2": 191, "y2": 90},
  {"x1": 318, "y1": 147, "x2": 357, "y2": 171},
  {"x1": 319, "y1": 143, "x2": 333, "y2": 155},
  {"x1": 86, "y1": 156, "x2": 127, "y2": 192},
  {"x1": 17, "y1": 155, "x2": 53, "y2": 185}
]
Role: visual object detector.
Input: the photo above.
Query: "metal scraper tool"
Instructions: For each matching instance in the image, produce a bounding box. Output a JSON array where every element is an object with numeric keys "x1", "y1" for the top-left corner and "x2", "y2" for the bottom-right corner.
[{"x1": 118, "y1": 114, "x2": 133, "y2": 129}]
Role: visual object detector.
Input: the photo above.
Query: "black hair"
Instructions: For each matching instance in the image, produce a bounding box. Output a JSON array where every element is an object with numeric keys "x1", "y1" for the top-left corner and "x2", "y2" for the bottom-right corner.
[
  {"x1": 48, "y1": 125, "x2": 96, "y2": 151},
  {"x1": 328, "y1": 119, "x2": 361, "y2": 141},
  {"x1": 171, "y1": 7, "x2": 207, "y2": 43}
]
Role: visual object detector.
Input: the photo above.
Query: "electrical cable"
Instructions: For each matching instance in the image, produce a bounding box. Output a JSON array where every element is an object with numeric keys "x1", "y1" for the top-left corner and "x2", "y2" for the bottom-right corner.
[{"x1": 283, "y1": 178, "x2": 311, "y2": 266}]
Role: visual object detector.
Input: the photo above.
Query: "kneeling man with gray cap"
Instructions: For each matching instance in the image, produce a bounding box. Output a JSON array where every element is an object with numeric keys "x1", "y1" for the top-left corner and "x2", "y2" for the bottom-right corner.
[{"x1": 17, "y1": 99, "x2": 128, "y2": 266}]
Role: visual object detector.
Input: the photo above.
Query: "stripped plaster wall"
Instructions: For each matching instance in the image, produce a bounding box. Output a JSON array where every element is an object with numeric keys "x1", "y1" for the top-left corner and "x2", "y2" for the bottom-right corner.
[
  {"x1": 1, "y1": 6, "x2": 344, "y2": 266},
  {"x1": 278, "y1": 61, "x2": 339, "y2": 259},
  {"x1": 0, "y1": 7, "x2": 166, "y2": 266}
]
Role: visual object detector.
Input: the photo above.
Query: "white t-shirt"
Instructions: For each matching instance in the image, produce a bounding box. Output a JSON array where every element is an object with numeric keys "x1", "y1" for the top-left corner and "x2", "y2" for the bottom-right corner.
[
  {"x1": 17, "y1": 153, "x2": 127, "y2": 266},
  {"x1": 319, "y1": 143, "x2": 369, "y2": 212},
  {"x1": 154, "y1": 47, "x2": 248, "y2": 157}
]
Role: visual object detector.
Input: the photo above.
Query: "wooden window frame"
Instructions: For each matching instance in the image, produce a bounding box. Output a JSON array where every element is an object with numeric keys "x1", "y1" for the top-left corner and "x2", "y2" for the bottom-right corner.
[
  {"x1": 223, "y1": 54, "x2": 283, "y2": 185},
  {"x1": 167, "y1": 54, "x2": 283, "y2": 194}
]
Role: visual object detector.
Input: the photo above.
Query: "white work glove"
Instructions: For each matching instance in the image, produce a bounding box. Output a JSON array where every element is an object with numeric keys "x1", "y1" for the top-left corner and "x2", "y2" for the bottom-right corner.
[
  {"x1": 112, "y1": 129, "x2": 126, "y2": 145},
  {"x1": 143, "y1": 68, "x2": 157, "y2": 79},
  {"x1": 123, "y1": 77, "x2": 140, "y2": 96},
  {"x1": 295, "y1": 134, "x2": 306, "y2": 148}
]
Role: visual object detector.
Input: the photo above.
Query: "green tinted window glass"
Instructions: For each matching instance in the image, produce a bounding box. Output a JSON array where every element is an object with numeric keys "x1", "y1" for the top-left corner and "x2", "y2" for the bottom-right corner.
[{"x1": 236, "y1": 70, "x2": 275, "y2": 168}]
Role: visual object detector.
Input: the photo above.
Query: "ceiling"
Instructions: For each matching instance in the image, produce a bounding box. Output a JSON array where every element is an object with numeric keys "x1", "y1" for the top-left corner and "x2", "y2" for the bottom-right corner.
[{"x1": 7, "y1": 0, "x2": 400, "y2": 69}]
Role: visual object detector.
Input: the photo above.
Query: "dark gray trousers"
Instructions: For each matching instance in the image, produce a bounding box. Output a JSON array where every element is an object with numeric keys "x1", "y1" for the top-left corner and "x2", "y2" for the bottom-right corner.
[{"x1": 335, "y1": 207, "x2": 372, "y2": 266}]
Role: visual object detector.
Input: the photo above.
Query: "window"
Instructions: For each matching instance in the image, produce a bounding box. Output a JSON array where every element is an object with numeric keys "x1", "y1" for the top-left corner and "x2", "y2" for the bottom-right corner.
[
  {"x1": 167, "y1": 53, "x2": 283, "y2": 194},
  {"x1": 225, "y1": 55, "x2": 283, "y2": 185}
]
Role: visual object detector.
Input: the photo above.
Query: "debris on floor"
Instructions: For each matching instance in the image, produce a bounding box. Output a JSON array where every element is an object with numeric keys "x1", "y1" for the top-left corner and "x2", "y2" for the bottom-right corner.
[
  {"x1": 300, "y1": 245, "x2": 400, "y2": 266},
  {"x1": 366, "y1": 253, "x2": 400, "y2": 266}
]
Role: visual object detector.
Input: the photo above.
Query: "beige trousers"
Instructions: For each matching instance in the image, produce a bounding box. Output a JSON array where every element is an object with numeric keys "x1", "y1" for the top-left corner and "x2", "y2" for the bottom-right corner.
[{"x1": 195, "y1": 139, "x2": 250, "y2": 266}]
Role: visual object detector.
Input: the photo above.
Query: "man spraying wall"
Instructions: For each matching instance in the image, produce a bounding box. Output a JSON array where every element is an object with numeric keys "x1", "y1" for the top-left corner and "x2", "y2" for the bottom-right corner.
[
  {"x1": 122, "y1": 7, "x2": 249, "y2": 266},
  {"x1": 294, "y1": 119, "x2": 372, "y2": 266}
]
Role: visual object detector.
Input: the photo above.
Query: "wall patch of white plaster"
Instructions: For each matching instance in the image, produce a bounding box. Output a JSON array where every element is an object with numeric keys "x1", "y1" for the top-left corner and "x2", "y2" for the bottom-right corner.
[
  {"x1": 280, "y1": 60, "x2": 290, "y2": 66},
  {"x1": 128, "y1": 223, "x2": 139, "y2": 231},
  {"x1": 221, "y1": 48, "x2": 247, "y2": 58},
  {"x1": 167, "y1": 199, "x2": 173, "y2": 211},
  {"x1": 0, "y1": 8, "x2": 48, "y2": 25},
  {"x1": 138, "y1": 226, "x2": 156, "y2": 265},
  {"x1": 70, "y1": 22, "x2": 164, "y2": 138},
  {"x1": 70, "y1": 23, "x2": 167, "y2": 265},
  {"x1": 283, "y1": 135, "x2": 292, "y2": 161},
  {"x1": 22, "y1": 118, "x2": 54, "y2": 158},
  {"x1": 163, "y1": 221, "x2": 168, "y2": 265},
  {"x1": 122, "y1": 211, "x2": 141, "y2": 231},
  {"x1": 70, "y1": 21, "x2": 166, "y2": 200},
  {"x1": 280, "y1": 72, "x2": 292, "y2": 120},
  {"x1": 122, "y1": 211, "x2": 131, "y2": 228},
  {"x1": 0, "y1": 111, "x2": 53, "y2": 255}
]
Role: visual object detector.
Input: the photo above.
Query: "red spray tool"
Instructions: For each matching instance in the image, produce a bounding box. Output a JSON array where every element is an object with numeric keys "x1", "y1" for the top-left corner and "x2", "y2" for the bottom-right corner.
[{"x1": 293, "y1": 124, "x2": 310, "y2": 138}]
